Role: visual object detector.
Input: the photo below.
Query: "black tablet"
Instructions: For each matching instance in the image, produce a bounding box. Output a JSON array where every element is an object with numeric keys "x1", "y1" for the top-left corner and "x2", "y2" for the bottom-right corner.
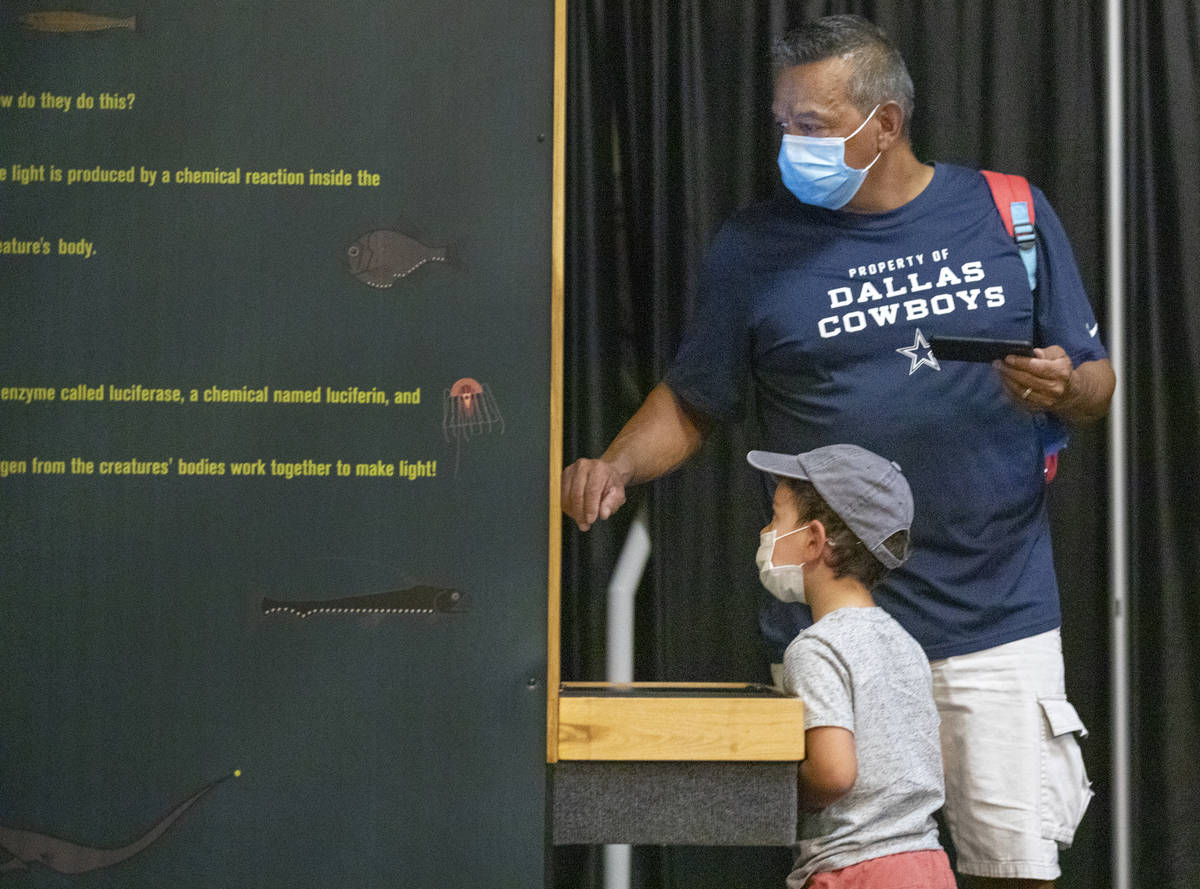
[{"x1": 929, "y1": 336, "x2": 1035, "y2": 363}]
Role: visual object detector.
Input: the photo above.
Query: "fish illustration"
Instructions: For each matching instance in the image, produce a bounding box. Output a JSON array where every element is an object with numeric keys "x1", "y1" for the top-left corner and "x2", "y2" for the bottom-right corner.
[
  {"x1": 345, "y1": 229, "x2": 450, "y2": 288},
  {"x1": 18, "y1": 12, "x2": 136, "y2": 32},
  {"x1": 0, "y1": 771, "x2": 237, "y2": 876},
  {"x1": 261, "y1": 585, "x2": 467, "y2": 618}
]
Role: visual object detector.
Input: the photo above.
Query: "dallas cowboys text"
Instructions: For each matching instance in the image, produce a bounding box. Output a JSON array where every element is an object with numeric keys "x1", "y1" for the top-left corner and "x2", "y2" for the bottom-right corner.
[{"x1": 820, "y1": 250, "x2": 1004, "y2": 339}]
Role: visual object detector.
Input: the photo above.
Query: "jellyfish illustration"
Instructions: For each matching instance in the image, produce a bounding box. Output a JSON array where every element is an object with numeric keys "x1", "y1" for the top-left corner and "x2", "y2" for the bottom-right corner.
[{"x1": 443, "y1": 378, "x2": 504, "y2": 473}]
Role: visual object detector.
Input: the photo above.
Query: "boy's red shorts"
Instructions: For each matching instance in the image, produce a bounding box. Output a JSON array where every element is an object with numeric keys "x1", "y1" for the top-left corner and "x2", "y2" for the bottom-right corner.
[{"x1": 803, "y1": 849, "x2": 956, "y2": 889}]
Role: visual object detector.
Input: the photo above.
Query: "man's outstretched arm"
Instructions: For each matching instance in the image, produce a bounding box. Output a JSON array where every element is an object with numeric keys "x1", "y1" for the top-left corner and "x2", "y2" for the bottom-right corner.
[{"x1": 561, "y1": 382, "x2": 713, "y2": 531}]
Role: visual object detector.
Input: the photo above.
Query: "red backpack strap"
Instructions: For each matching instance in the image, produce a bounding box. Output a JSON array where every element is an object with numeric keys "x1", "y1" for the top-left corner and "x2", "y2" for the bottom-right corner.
[
  {"x1": 981, "y1": 170, "x2": 1037, "y2": 291},
  {"x1": 981, "y1": 170, "x2": 1064, "y2": 483}
]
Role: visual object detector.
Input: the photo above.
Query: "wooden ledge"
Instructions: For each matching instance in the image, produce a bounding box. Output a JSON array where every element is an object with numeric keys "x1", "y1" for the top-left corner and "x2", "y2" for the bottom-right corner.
[{"x1": 556, "y1": 682, "x2": 805, "y2": 761}]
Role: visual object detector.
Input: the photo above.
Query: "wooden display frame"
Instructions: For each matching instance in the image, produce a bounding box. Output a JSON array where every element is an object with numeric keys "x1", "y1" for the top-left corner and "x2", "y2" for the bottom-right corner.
[{"x1": 546, "y1": 0, "x2": 566, "y2": 765}]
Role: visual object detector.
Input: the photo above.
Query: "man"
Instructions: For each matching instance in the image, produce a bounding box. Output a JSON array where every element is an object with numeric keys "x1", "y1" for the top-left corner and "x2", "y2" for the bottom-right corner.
[{"x1": 562, "y1": 14, "x2": 1114, "y2": 889}]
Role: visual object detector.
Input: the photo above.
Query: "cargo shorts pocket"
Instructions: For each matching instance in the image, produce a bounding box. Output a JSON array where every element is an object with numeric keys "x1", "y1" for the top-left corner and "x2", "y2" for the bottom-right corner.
[{"x1": 1039, "y1": 696, "x2": 1094, "y2": 848}]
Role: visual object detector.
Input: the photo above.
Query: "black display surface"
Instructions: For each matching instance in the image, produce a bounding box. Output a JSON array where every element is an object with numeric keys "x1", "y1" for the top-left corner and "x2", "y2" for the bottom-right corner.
[{"x1": 0, "y1": 5, "x2": 555, "y2": 887}]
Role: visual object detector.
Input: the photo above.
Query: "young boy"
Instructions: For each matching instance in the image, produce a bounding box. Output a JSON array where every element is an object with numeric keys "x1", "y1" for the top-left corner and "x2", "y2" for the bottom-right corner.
[{"x1": 747, "y1": 444, "x2": 955, "y2": 889}]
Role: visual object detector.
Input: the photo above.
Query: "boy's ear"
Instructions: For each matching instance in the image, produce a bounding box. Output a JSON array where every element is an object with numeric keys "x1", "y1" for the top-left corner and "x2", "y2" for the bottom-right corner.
[{"x1": 805, "y1": 519, "x2": 832, "y2": 563}]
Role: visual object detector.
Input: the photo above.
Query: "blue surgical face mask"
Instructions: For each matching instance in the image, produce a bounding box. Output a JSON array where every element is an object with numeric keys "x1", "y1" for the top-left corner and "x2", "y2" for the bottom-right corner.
[{"x1": 777, "y1": 104, "x2": 881, "y2": 210}]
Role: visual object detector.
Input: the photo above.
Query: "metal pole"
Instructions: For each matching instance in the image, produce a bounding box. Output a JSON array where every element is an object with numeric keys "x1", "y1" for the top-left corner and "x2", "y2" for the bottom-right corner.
[
  {"x1": 604, "y1": 506, "x2": 651, "y2": 889},
  {"x1": 606, "y1": 505, "x2": 650, "y2": 684},
  {"x1": 1105, "y1": 0, "x2": 1131, "y2": 887}
]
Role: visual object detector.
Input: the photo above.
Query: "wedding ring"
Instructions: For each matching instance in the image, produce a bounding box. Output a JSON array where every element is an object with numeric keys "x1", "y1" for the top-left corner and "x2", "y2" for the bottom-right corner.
[{"x1": 1021, "y1": 387, "x2": 1032, "y2": 400}]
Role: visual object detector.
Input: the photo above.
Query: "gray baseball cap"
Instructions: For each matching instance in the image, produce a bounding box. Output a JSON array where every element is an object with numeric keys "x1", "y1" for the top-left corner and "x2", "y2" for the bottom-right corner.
[{"x1": 746, "y1": 443, "x2": 913, "y2": 569}]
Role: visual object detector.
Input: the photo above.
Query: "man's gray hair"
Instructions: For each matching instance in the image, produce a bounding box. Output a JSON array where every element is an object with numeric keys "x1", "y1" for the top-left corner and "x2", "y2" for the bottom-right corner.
[{"x1": 771, "y1": 15, "x2": 915, "y2": 133}]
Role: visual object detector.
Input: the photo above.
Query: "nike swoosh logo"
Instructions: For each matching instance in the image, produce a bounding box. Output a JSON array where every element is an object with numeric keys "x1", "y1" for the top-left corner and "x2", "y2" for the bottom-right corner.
[{"x1": 1088, "y1": 322, "x2": 1099, "y2": 337}]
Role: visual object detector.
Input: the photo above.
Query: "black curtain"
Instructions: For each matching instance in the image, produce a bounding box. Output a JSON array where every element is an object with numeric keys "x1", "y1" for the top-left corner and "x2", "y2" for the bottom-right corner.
[
  {"x1": 559, "y1": 2, "x2": 1199, "y2": 888},
  {"x1": 1127, "y1": 2, "x2": 1200, "y2": 887}
]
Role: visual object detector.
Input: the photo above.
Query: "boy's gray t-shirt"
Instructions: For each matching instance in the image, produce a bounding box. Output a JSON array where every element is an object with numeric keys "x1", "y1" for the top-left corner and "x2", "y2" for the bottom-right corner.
[{"x1": 783, "y1": 606, "x2": 944, "y2": 885}]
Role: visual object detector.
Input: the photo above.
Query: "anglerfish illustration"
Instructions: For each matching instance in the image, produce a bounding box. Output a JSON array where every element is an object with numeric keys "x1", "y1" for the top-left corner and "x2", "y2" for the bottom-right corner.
[
  {"x1": 345, "y1": 229, "x2": 450, "y2": 288},
  {"x1": 0, "y1": 771, "x2": 238, "y2": 876}
]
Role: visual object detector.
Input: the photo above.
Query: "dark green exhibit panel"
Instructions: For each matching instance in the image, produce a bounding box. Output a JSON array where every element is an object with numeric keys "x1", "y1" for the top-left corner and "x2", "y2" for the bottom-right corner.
[{"x1": 0, "y1": 4, "x2": 554, "y2": 887}]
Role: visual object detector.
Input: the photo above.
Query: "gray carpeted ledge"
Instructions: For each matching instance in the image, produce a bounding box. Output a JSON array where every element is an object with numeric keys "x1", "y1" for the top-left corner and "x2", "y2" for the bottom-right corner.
[{"x1": 552, "y1": 760, "x2": 799, "y2": 846}]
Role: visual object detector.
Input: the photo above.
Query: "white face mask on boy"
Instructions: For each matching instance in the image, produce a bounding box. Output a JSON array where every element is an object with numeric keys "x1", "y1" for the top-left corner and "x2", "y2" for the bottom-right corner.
[{"x1": 755, "y1": 524, "x2": 810, "y2": 604}]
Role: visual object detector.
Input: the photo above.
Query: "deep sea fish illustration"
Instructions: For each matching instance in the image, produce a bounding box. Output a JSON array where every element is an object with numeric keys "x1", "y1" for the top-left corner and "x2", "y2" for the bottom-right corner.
[
  {"x1": 0, "y1": 771, "x2": 238, "y2": 876},
  {"x1": 18, "y1": 12, "x2": 137, "y2": 32},
  {"x1": 261, "y1": 585, "x2": 467, "y2": 618},
  {"x1": 345, "y1": 229, "x2": 450, "y2": 288}
]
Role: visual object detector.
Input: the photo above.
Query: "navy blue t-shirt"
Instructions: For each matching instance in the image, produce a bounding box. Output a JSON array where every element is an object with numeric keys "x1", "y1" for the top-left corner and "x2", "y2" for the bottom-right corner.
[{"x1": 665, "y1": 163, "x2": 1107, "y2": 660}]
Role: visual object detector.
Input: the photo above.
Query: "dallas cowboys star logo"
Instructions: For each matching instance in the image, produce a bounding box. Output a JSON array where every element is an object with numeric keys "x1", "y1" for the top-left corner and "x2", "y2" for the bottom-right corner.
[{"x1": 896, "y1": 328, "x2": 941, "y2": 375}]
